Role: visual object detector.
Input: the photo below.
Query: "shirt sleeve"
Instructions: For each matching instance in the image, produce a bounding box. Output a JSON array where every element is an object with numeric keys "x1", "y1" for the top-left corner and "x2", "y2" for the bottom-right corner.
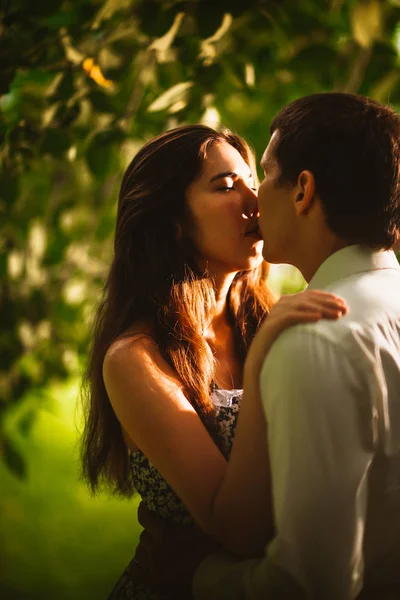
[
  {"x1": 193, "y1": 326, "x2": 372, "y2": 600},
  {"x1": 192, "y1": 552, "x2": 307, "y2": 600}
]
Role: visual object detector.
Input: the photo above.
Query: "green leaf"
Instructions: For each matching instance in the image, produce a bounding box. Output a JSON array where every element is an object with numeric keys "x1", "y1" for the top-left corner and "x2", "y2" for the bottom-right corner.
[
  {"x1": 40, "y1": 128, "x2": 71, "y2": 158},
  {"x1": 8, "y1": 0, "x2": 64, "y2": 17},
  {"x1": 95, "y1": 213, "x2": 117, "y2": 241},
  {"x1": 88, "y1": 90, "x2": 117, "y2": 113},
  {"x1": 48, "y1": 70, "x2": 75, "y2": 102},
  {"x1": 0, "y1": 171, "x2": 19, "y2": 208},
  {"x1": 147, "y1": 82, "x2": 194, "y2": 113},
  {"x1": 85, "y1": 130, "x2": 124, "y2": 179},
  {"x1": 0, "y1": 68, "x2": 17, "y2": 96},
  {"x1": 54, "y1": 102, "x2": 81, "y2": 128}
]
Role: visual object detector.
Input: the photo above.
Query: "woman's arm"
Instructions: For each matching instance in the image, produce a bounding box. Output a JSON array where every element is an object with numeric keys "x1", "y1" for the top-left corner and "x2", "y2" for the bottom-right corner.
[
  {"x1": 103, "y1": 336, "x2": 228, "y2": 531},
  {"x1": 103, "y1": 291, "x2": 348, "y2": 557}
]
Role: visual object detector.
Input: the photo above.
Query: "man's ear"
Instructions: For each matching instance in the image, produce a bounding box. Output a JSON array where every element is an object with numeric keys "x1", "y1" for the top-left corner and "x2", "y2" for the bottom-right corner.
[{"x1": 294, "y1": 170, "x2": 316, "y2": 216}]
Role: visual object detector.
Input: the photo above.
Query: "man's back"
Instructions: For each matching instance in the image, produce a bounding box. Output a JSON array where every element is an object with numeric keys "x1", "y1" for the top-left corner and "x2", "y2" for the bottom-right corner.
[
  {"x1": 327, "y1": 265, "x2": 400, "y2": 600},
  {"x1": 309, "y1": 250, "x2": 400, "y2": 596},
  {"x1": 262, "y1": 246, "x2": 400, "y2": 599}
]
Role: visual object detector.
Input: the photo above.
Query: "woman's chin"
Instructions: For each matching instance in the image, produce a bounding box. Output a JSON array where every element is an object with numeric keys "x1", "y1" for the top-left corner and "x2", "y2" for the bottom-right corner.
[{"x1": 240, "y1": 250, "x2": 265, "y2": 271}]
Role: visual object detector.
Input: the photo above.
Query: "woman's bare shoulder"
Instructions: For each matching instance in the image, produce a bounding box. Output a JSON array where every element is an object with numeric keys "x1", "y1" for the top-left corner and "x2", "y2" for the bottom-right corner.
[
  {"x1": 105, "y1": 322, "x2": 156, "y2": 362},
  {"x1": 103, "y1": 322, "x2": 179, "y2": 387}
]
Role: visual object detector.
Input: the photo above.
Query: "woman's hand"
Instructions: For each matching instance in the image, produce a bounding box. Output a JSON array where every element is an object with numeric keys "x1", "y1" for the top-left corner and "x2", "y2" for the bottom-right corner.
[{"x1": 246, "y1": 290, "x2": 349, "y2": 375}]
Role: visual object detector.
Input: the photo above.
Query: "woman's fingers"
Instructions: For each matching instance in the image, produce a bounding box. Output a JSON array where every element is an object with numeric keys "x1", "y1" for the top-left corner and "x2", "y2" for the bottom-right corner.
[
  {"x1": 307, "y1": 301, "x2": 348, "y2": 318},
  {"x1": 293, "y1": 300, "x2": 342, "y2": 312},
  {"x1": 283, "y1": 291, "x2": 349, "y2": 317},
  {"x1": 311, "y1": 291, "x2": 348, "y2": 307}
]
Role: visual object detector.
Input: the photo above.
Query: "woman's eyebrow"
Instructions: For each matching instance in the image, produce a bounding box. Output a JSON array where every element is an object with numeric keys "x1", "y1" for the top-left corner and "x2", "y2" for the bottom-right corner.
[{"x1": 209, "y1": 171, "x2": 252, "y2": 183}]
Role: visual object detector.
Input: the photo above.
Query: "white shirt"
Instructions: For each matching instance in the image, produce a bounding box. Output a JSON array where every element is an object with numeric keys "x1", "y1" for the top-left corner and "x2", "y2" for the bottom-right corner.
[{"x1": 193, "y1": 246, "x2": 400, "y2": 600}]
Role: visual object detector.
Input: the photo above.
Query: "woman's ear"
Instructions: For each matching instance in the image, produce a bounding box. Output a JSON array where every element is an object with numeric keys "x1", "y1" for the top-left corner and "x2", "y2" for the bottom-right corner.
[{"x1": 294, "y1": 170, "x2": 316, "y2": 216}]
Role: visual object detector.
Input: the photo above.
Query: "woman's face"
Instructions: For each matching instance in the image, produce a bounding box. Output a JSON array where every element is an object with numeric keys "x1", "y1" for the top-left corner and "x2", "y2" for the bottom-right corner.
[{"x1": 185, "y1": 141, "x2": 264, "y2": 275}]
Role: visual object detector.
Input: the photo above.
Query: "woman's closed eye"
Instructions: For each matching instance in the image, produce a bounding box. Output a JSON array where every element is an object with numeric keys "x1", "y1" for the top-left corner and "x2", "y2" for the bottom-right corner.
[
  {"x1": 217, "y1": 185, "x2": 257, "y2": 193},
  {"x1": 218, "y1": 185, "x2": 236, "y2": 192}
]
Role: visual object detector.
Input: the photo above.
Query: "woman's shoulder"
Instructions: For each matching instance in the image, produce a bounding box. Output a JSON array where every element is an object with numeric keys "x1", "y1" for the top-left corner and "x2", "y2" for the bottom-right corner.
[
  {"x1": 104, "y1": 323, "x2": 157, "y2": 367},
  {"x1": 103, "y1": 323, "x2": 178, "y2": 386}
]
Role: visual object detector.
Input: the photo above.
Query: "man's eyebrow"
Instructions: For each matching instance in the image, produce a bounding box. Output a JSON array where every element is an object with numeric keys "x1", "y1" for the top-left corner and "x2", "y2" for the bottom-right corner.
[{"x1": 209, "y1": 171, "x2": 253, "y2": 183}]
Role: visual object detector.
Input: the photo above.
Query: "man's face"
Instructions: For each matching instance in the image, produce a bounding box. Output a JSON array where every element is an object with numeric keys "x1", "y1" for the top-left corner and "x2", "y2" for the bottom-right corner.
[{"x1": 257, "y1": 131, "x2": 297, "y2": 264}]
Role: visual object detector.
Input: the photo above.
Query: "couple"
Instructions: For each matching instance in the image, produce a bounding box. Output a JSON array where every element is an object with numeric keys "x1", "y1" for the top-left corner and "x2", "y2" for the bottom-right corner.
[{"x1": 81, "y1": 92, "x2": 400, "y2": 599}]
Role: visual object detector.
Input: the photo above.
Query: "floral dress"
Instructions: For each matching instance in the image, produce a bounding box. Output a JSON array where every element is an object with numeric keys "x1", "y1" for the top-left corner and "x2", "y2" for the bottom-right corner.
[{"x1": 107, "y1": 387, "x2": 242, "y2": 599}]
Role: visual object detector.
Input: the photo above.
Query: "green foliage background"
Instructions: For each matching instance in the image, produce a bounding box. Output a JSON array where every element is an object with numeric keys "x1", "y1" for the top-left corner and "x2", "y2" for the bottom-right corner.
[{"x1": 1, "y1": 0, "x2": 400, "y2": 597}]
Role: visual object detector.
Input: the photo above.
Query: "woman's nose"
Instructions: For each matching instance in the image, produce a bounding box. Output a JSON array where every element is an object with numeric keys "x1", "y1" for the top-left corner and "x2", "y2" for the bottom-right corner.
[
  {"x1": 237, "y1": 178, "x2": 259, "y2": 218},
  {"x1": 245, "y1": 187, "x2": 259, "y2": 219}
]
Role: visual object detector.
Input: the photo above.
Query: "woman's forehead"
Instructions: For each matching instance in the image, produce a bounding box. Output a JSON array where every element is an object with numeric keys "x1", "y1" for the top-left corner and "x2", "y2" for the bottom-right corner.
[{"x1": 201, "y1": 141, "x2": 252, "y2": 179}]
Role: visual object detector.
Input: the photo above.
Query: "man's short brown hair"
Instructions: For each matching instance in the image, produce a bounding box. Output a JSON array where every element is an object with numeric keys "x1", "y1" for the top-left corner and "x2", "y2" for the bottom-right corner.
[{"x1": 270, "y1": 93, "x2": 400, "y2": 249}]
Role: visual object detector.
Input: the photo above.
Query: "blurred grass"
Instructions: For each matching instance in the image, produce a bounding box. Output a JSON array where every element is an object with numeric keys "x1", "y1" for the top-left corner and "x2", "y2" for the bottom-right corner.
[{"x1": 0, "y1": 379, "x2": 141, "y2": 600}]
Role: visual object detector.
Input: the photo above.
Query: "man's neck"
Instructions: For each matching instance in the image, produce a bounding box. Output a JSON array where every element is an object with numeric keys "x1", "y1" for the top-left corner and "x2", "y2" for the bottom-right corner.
[{"x1": 296, "y1": 237, "x2": 349, "y2": 283}]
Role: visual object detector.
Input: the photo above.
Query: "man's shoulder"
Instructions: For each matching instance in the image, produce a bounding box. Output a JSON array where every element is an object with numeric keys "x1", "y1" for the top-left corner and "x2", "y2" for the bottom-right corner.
[
  {"x1": 326, "y1": 265, "x2": 400, "y2": 317},
  {"x1": 267, "y1": 319, "x2": 345, "y2": 360},
  {"x1": 269, "y1": 266, "x2": 400, "y2": 361}
]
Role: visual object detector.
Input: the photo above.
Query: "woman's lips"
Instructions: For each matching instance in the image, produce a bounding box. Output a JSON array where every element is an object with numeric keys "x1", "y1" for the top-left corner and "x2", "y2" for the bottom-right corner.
[{"x1": 245, "y1": 226, "x2": 262, "y2": 239}]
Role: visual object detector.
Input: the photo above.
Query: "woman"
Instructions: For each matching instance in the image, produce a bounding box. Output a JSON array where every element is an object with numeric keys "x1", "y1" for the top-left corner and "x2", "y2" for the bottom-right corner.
[{"x1": 81, "y1": 124, "x2": 347, "y2": 599}]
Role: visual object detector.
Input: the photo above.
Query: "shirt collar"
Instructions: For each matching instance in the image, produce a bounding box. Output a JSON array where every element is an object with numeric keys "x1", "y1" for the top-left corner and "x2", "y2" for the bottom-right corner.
[{"x1": 307, "y1": 245, "x2": 400, "y2": 290}]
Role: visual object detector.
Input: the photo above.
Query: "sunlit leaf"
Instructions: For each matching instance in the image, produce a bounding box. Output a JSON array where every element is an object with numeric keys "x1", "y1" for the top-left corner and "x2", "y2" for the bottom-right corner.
[
  {"x1": 63, "y1": 279, "x2": 88, "y2": 306},
  {"x1": 351, "y1": 0, "x2": 382, "y2": 48},
  {"x1": 60, "y1": 28, "x2": 84, "y2": 64},
  {"x1": 92, "y1": 0, "x2": 132, "y2": 29},
  {"x1": 393, "y1": 23, "x2": 400, "y2": 55},
  {"x1": 7, "y1": 250, "x2": 24, "y2": 280},
  {"x1": 200, "y1": 13, "x2": 233, "y2": 65},
  {"x1": 149, "y1": 12, "x2": 185, "y2": 63},
  {"x1": 244, "y1": 63, "x2": 256, "y2": 87},
  {"x1": 201, "y1": 105, "x2": 221, "y2": 127},
  {"x1": 28, "y1": 221, "x2": 47, "y2": 259},
  {"x1": 147, "y1": 82, "x2": 194, "y2": 112}
]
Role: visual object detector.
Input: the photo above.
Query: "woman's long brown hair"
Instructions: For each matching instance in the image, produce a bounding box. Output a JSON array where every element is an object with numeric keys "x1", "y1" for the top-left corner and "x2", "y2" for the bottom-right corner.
[{"x1": 81, "y1": 125, "x2": 275, "y2": 496}]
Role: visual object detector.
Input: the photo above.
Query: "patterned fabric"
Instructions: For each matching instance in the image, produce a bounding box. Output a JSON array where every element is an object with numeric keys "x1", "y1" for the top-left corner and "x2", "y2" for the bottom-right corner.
[{"x1": 107, "y1": 388, "x2": 242, "y2": 600}]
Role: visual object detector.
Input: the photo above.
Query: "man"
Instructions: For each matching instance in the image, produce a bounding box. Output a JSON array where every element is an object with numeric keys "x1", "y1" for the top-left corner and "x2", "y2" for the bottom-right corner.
[{"x1": 137, "y1": 93, "x2": 400, "y2": 599}]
